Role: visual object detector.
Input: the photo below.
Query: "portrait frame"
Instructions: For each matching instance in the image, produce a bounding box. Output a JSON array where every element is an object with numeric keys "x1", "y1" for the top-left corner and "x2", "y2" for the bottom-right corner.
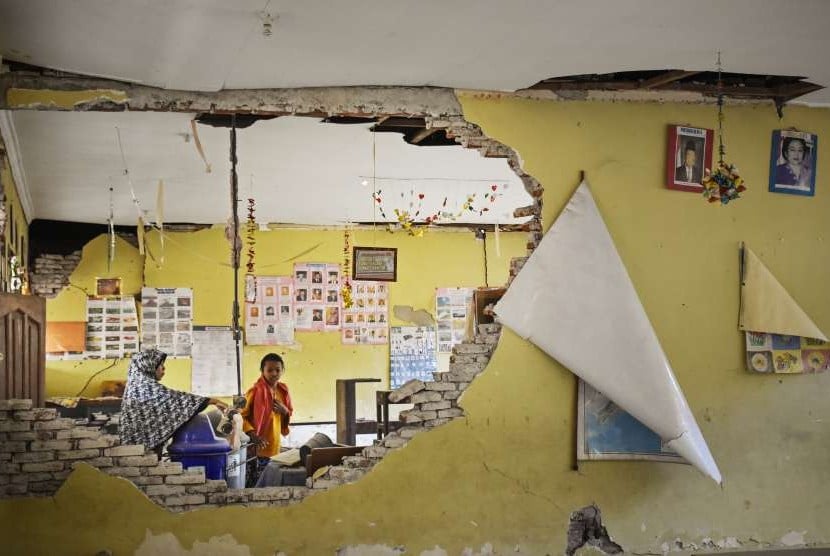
[
  {"x1": 95, "y1": 277, "x2": 122, "y2": 297},
  {"x1": 353, "y1": 246, "x2": 398, "y2": 282},
  {"x1": 769, "y1": 129, "x2": 818, "y2": 197},
  {"x1": 666, "y1": 125, "x2": 714, "y2": 193}
]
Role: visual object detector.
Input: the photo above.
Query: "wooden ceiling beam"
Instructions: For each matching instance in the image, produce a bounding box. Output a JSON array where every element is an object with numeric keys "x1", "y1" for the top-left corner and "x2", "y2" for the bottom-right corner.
[
  {"x1": 641, "y1": 70, "x2": 702, "y2": 89},
  {"x1": 410, "y1": 127, "x2": 439, "y2": 144}
]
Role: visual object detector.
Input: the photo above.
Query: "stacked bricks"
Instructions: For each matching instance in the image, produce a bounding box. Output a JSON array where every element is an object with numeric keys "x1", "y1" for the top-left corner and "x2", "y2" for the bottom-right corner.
[
  {"x1": 29, "y1": 251, "x2": 82, "y2": 298},
  {"x1": 308, "y1": 323, "x2": 503, "y2": 490},
  {"x1": 0, "y1": 399, "x2": 311, "y2": 511},
  {"x1": 426, "y1": 116, "x2": 544, "y2": 255}
]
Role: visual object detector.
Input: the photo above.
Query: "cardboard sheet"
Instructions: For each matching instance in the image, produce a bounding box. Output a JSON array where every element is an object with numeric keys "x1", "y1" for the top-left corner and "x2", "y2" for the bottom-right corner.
[
  {"x1": 739, "y1": 245, "x2": 827, "y2": 341},
  {"x1": 495, "y1": 182, "x2": 721, "y2": 483}
]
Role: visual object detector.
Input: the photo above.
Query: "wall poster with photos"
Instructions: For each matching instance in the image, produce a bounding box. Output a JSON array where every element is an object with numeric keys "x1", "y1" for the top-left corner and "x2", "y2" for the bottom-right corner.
[
  {"x1": 293, "y1": 263, "x2": 341, "y2": 331},
  {"x1": 435, "y1": 287, "x2": 474, "y2": 353},
  {"x1": 390, "y1": 326, "x2": 438, "y2": 389},
  {"x1": 341, "y1": 280, "x2": 389, "y2": 345},
  {"x1": 666, "y1": 125, "x2": 714, "y2": 192},
  {"x1": 245, "y1": 276, "x2": 295, "y2": 345},
  {"x1": 769, "y1": 129, "x2": 818, "y2": 196},
  {"x1": 745, "y1": 331, "x2": 830, "y2": 374},
  {"x1": 140, "y1": 287, "x2": 194, "y2": 357},
  {"x1": 85, "y1": 295, "x2": 139, "y2": 359}
]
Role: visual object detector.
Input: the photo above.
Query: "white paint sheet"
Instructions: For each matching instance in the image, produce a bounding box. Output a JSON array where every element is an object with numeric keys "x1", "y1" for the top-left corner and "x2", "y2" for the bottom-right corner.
[{"x1": 495, "y1": 182, "x2": 721, "y2": 483}]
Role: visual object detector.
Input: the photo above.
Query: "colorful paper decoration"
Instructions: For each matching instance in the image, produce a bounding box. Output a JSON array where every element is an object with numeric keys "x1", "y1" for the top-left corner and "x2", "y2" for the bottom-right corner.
[
  {"x1": 245, "y1": 198, "x2": 257, "y2": 274},
  {"x1": 341, "y1": 228, "x2": 354, "y2": 308},
  {"x1": 702, "y1": 52, "x2": 747, "y2": 205}
]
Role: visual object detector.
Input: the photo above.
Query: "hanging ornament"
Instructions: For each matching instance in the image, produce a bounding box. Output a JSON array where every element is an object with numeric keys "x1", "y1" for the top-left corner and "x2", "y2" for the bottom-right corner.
[
  {"x1": 245, "y1": 198, "x2": 257, "y2": 274},
  {"x1": 107, "y1": 186, "x2": 116, "y2": 272},
  {"x1": 702, "y1": 52, "x2": 747, "y2": 205},
  {"x1": 341, "y1": 228, "x2": 354, "y2": 308}
]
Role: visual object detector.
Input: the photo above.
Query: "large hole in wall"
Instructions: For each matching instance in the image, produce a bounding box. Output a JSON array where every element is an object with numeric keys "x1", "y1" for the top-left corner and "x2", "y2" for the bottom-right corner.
[{"x1": 6, "y1": 105, "x2": 544, "y2": 494}]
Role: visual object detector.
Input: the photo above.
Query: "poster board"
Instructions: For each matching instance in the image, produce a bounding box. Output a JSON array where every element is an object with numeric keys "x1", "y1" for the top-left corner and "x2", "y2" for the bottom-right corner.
[
  {"x1": 390, "y1": 326, "x2": 438, "y2": 389},
  {"x1": 745, "y1": 331, "x2": 830, "y2": 373},
  {"x1": 341, "y1": 280, "x2": 389, "y2": 345},
  {"x1": 576, "y1": 379, "x2": 684, "y2": 462},
  {"x1": 435, "y1": 287, "x2": 473, "y2": 353},
  {"x1": 293, "y1": 263, "x2": 341, "y2": 331},
  {"x1": 85, "y1": 296, "x2": 139, "y2": 359},
  {"x1": 192, "y1": 326, "x2": 239, "y2": 396},
  {"x1": 46, "y1": 321, "x2": 86, "y2": 360},
  {"x1": 140, "y1": 287, "x2": 193, "y2": 357},
  {"x1": 245, "y1": 276, "x2": 295, "y2": 345}
]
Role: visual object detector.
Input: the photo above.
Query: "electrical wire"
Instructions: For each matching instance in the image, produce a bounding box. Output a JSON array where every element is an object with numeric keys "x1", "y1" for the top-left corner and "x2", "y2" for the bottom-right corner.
[{"x1": 74, "y1": 360, "x2": 119, "y2": 398}]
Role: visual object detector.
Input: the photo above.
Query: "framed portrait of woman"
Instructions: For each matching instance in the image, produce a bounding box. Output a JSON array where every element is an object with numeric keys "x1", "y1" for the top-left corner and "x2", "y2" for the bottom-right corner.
[
  {"x1": 769, "y1": 130, "x2": 818, "y2": 196},
  {"x1": 666, "y1": 125, "x2": 714, "y2": 193}
]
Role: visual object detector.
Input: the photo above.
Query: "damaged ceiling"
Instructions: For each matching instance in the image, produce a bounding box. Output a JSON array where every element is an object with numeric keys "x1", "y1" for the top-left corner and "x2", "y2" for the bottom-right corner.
[
  {"x1": 1, "y1": 1, "x2": 830, "y2": 104},
  {"x1": 6, "y1": 111, "x2": 529, "y2": 226}
]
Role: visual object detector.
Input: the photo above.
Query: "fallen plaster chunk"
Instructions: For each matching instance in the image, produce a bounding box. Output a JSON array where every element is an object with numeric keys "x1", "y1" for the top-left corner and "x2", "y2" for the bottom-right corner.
[
  {"x1": 134, "y1": 531, "x2": 252, "y2": 556},
  {"x1": 336, "y1": 545, "x2": 404, "y2": 556},
  {"x1": 565, "y1": 504, "x2": 623, "y2": 556},
  {"x1": 780, "y1": 530, "x2": 807, "y2": 547}
]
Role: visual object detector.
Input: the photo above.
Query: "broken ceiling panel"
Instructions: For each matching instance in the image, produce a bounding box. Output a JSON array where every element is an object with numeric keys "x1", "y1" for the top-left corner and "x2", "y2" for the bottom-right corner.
[{"x1": 495, "y1": 181, "x2": 721, "y2": 483}]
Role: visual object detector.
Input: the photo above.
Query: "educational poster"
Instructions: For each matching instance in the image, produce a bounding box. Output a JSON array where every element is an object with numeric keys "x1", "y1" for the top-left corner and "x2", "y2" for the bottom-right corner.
[
  {"x1": 745, "y1": 332, "x2": 830, "y2": 374},
  {"x1": 140, "y1": 287, "x2": 193, "y2": 357},
  {"x1": 390, "y1": 326, "x2": 438, "y2": 389},
  {"x1": 435, "y1": 287, "x2": 474, "y2": 353},
  {"x1": 245, "y1": 276, "x2": 295, "y2": 345},
  {"x1": 341, "y1": 280, "x2": 389, "y2": 345},
  {"x1": 294, "y1": 263, "x2": 341, "y2": 331},
  {"x1": 192, "y1": 326, "x2": 239, "y2": 396},
  {"x1": 577, "y1": 379, "x2": 684, "y2": 462},
  {"x1": 85, "y1": 296, "x2": 139, "y2": 359}
]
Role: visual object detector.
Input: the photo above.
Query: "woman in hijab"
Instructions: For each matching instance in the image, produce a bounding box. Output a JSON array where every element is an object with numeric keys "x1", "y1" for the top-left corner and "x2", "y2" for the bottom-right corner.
[{"x1": 119, "y1": 348, "x2": 228, "y2": 453}]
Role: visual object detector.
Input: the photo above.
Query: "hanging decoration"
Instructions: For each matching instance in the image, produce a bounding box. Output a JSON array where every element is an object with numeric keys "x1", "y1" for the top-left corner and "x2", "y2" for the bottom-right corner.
[
  {"x1": 245, "y1": 198, "x2": 257, "y2": 274},
  {"x1": 702, "y1": 52, "x2": 747, "y2": 205},
  {"x1": 107, "y1": 186, "x2": 116, "y2": 271},
  {"x1": 156, "y1": 179, "x2": 165, "y2": 263},
  {"x1": 341, "y1": 228, "x2": 354, "y2": 308},
  {"x1": 371, "y1": 184, "x2": 504, "y2": 237}
]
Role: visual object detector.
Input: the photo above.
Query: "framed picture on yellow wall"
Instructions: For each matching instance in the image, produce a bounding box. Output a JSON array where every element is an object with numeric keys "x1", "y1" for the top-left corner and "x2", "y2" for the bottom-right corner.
[
  {"x1": 353, "y1": 246, "x2": 397, "y2": 282},
  {"x1": 666, "y1": 125, "x2": 713, "y2": 193},
  {"x1": 96, "y1": 277, "x2": 122, "y2": 296},
  {"x1": 769, "y1": 129, "x2": 817, "y2": 196}
]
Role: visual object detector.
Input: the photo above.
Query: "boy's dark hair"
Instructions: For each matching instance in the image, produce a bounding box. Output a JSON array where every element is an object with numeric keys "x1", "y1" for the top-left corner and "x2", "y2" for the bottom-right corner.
[{"x1": 260, "y1": 353, "x2": 284, "y2": 371}]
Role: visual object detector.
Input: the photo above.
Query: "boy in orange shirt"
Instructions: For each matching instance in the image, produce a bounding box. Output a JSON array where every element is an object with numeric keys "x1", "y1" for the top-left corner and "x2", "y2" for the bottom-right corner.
[{"x1": 240, "y1": 354, "x2": 293, "y2": 474}]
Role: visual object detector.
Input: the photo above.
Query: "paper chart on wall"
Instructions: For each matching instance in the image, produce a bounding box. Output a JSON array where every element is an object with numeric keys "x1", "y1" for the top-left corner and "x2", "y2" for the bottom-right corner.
[
  {"x1": 140, "y1": 287, "x2": 193, "y2": 357},
  {"x1": 294, "y1": 263, "x2": 341, "y2": 331},
  {"x1": 85, "y1": 296, "x2": 139, "y2": 359},
  {"x1": 191, "y1": 326, "x2": 239, "y2": 396},
  {"x1": 390, "y1": 326, "x2": 438, "y2": 389},
  {"x1": 435, "y1": 287, "x2": 473, "y2": 353},
  {"x1": 245, "y1": 276, "x2": 295, "y2": 345},
  {"x1": 341, "y1": 280, "x2": 389, "y2": 345}
]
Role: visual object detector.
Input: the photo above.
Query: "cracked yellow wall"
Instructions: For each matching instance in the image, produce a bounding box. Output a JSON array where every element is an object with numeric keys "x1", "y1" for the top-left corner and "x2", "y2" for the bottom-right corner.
[{"x1": 5, "y1": 96, "x2": 830, "y2": 555}]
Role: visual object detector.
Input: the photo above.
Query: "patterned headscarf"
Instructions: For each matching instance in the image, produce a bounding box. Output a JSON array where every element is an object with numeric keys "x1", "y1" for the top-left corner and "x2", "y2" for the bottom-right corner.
[{"x1": 119, "y1": 348, "x2": 209, "y2": 450}]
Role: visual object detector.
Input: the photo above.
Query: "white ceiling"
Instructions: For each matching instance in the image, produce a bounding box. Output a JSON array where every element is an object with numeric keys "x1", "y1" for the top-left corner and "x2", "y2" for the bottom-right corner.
[
  {"x1": 6, "y1": 110, "x2": 529, "y2": 226},
  {"x1": 1, "y1": 1, "x2": 830, "y2": 104}
]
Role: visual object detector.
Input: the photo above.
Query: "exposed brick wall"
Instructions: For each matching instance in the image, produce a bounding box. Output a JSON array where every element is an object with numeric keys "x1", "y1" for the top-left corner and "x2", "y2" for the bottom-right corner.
[
  {"x1": 0, "y1": 399, "x2": 310, "y2": 512},
  {"x1": 29, "y1": 251, "x2": 81, "y2": 298},
  {"x1": 307, "y1": 323, "x2": 502, "y2": 490}
]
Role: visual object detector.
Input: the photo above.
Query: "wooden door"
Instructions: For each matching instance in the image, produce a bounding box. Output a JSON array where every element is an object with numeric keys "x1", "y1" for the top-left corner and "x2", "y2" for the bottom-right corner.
[{"x1": 0, "y1": 293, "x2": 46, "y2": 406}]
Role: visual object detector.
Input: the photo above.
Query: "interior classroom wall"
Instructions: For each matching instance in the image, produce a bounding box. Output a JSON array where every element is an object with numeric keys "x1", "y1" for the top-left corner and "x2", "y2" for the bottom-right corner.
[
  {"x1": 45, "y1": 226, "x2": 525, "y2": 421},
  {"x1": 0, "y1": 134, "x2": 29, "y2": 290},
  {"x1": 5, "y1": 96, "x2": 830, "y2": 555}
]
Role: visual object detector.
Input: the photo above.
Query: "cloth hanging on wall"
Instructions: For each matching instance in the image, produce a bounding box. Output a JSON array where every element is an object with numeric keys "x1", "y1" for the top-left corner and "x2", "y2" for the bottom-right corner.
[{"x1": 495, "y1": 181, "x2": 721, "y2": 484}]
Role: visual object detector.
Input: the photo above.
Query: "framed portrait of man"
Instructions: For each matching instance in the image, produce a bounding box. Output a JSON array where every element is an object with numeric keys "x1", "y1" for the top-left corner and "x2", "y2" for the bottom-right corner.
[
  {"x1": 769, "y1": 129, "x2": 818, "y2": 196},
  {"x1": 666, "y1": 125, "x2": 713, "y2": 192}
]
